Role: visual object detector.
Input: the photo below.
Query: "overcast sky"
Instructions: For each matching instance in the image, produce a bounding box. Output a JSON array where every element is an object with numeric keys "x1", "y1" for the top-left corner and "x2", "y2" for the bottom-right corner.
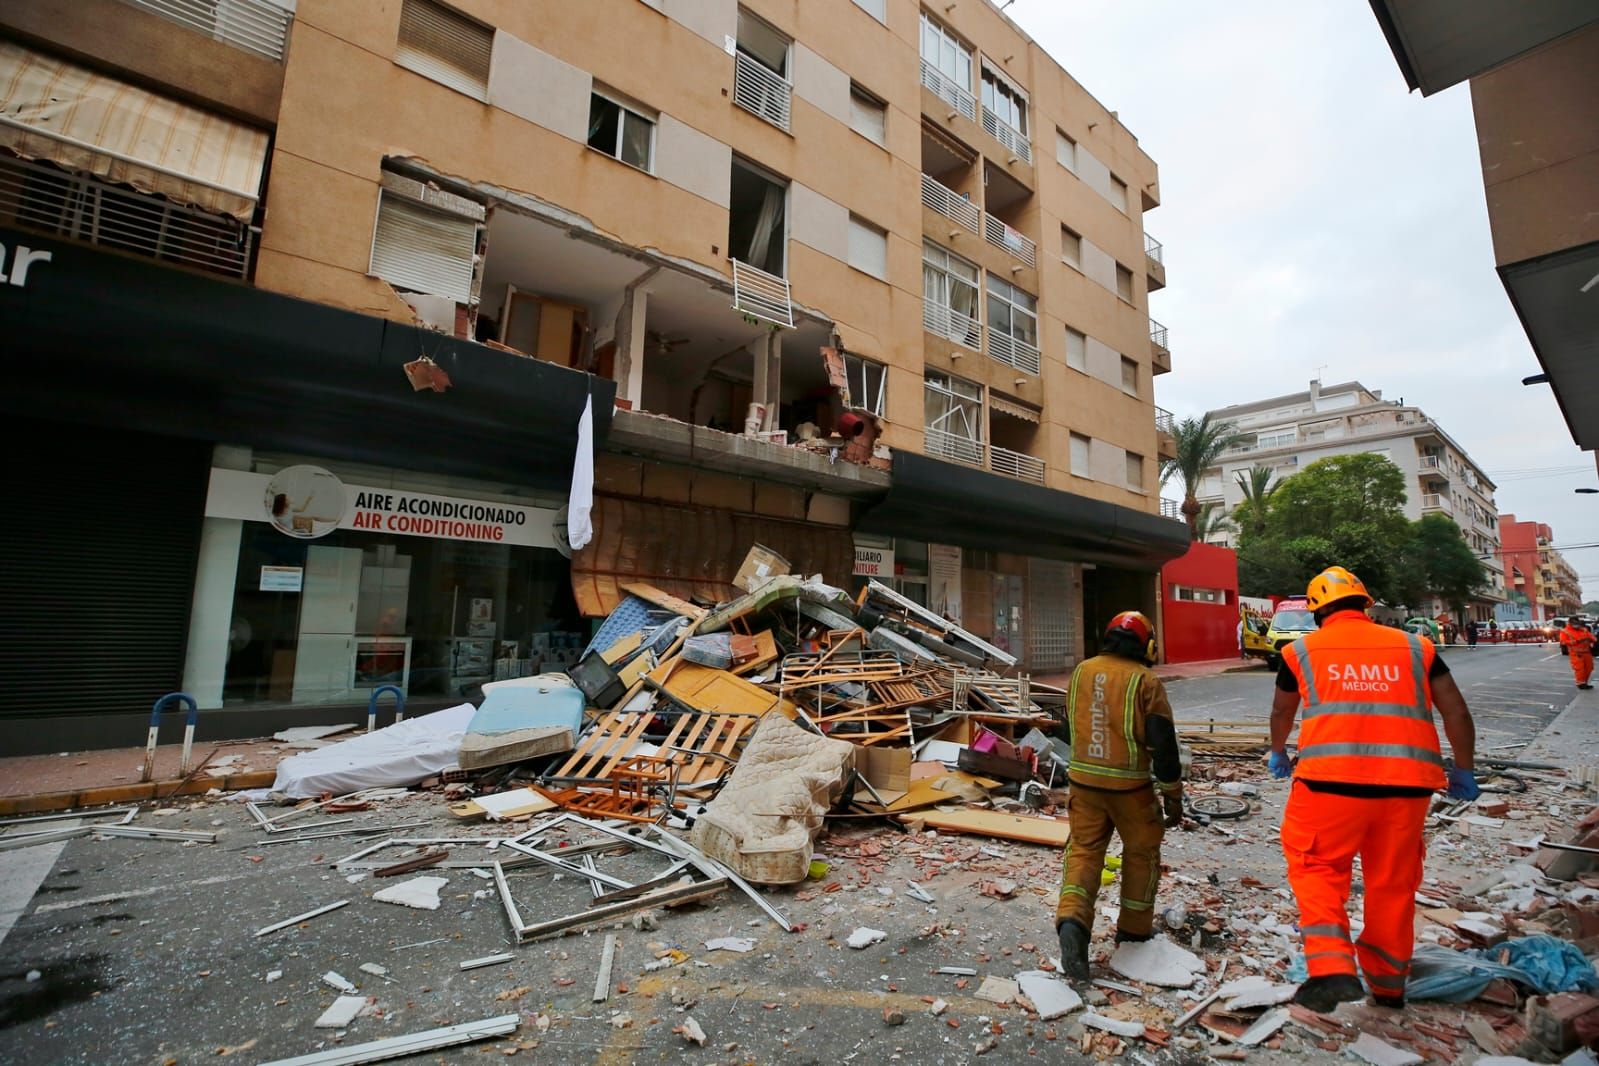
[{"x1": 1006, "y1": 1, "x2": 1595, "y2": 599}]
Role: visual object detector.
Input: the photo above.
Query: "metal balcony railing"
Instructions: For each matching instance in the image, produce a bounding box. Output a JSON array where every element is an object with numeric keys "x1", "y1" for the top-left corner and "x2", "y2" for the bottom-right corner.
[
  {"x1": 985, "y1": 328, "x2": 1040, "y2": 375},
  {"x1": 1420, "y1": 455, "x2": 1443, "y2": 470},
  {"x1": 981, "y1": 107, "x2": 1032, "y2": 163},
  {"x1": 923, "y1": 301, "x2": 982, "y2": 349},
  {"x1": 731, "y1": 258, "x2": 793, "y2": 327},
  {"x1": 733, "y1": 52, "x2": 793, "y2": 132},
  {"x1": 0, "y1": 153, "x2": 255, "y2": 279},
  {"x1": 1155, "y1": 406, "x2": 1175, "y2": 434},
  {"x1": 1160, "y1": 498, "x2": 1182, "y2": 520},
  {"x1": 989, "y1": 443, "x2": 1045, "y2": 484},
  {"x1": 925, "y1": 426, "x2": 985, "y2": 469},
  {"x1": 983, "y1": 214, "x2": 1037, "y2": 267},
  {"x1": 1144, "y1": 232, "x2": 1164, "y2": 265},
  {"x1": 921, "y1": 173, "x2": 981, "y2": 233},
  {"x1": 1421, "y1": 493, "x2": 1453, "y2": 515},
  {"x1": 920, "y1": 58, "x2": 977, "y2": 122},
  {"x1": 121, "y1": 0, "x2": 293, "y2": 61},
  {"x1": 1150, "y1": 318, "x2": 1170, "y2": 351}
]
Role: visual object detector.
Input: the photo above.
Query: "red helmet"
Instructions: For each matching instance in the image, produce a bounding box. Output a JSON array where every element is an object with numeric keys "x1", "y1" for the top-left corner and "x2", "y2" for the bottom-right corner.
[{"x1": 1106, "y1": 610, "x2": 1157, "y2": 661}]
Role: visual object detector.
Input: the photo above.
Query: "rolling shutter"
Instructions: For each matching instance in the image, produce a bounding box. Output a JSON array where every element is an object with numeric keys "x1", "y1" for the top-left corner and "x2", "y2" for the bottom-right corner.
[
  {"x1": 0, "y1": 421, "x2": 207, "y2": 723},
  {"x1": 395, "y1": 0, "x2": 493, "y2": 100},
  {"x1": 370, "y1": 191, "x2": 477, "y2": 303}
]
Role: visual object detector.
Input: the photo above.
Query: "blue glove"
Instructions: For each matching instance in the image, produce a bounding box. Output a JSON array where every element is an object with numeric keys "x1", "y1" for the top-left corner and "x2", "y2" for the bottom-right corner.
[
  {"x1": 1268, "y1": 750, "x2": 1292, "y2": 779},
  {"x1": 1446, "y1": 768, "x2": 1480, "y2": 801}
]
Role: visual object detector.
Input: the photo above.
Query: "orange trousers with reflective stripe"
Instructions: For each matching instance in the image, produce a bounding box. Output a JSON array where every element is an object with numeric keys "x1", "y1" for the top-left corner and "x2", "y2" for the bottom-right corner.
[{"x1": 1280, "y1": 781, "x2": 1430, "y2": 998}]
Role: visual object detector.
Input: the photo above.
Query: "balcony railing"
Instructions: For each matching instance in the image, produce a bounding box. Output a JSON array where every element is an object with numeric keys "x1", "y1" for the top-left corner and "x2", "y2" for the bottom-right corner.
[
  {"x1": 0, "y1": 153, "x2": 255, "y2": 279},
  {"x1": 1160, "y1": 498, "x2": 1182, "y2": 521},
  {"x1": 121, "y1": 0, "x2": 293, "y2": 61},
  {"x1": 1421, "y1": 493, "x2": 1453, "y2": 515},
  {"x1": 986, "y1": 329, "x2": 1041, "y2": 375},
  {"x1": 921, "y1": 172, "x2": 980, "y2": 232},
  {"x1": 925, "y1": 426, "x2": 985, "y2": 469},
  {"x1": 923, "y1": 301, "x2": 982, "y2": 349},
  {"x1": 981, "y1": 107, "x2": 1032, "y2": 163},
  {"x1": 989, "y1": 443, "x2": 1045, "y2": 484},
  {"x1": 1155, "y1": 406, "x2": 1175, "y2": 434},
  {"x1": 1419, "y1": 455, "x2": 1447, "y2": 472},
  {"x1": 1150, "y1": 318, "x2": 1170, "y2": 351},
  {"x1": 731, "y1": 258, "x2": 793, "y2": 327},
  {"x1": 983, "y1": 214, "x2": 1037, "y2": 267},
  {"x1": 920, "y1": 58, "x2": 977, "y2": 122},
  {"x1": 1144, "y1": 233, "x2": 1164, "y2": 265},
  {"x1": 733, "y1": 53, "x2": 793, "y2": 132}
]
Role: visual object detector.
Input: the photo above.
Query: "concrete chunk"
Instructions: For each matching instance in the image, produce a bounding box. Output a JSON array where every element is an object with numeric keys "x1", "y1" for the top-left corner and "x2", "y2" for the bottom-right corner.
[
  {"x1": 1348, "y1": 1033, "x2": 1424, "y2": 1066},
  {"x1": 1108, "y1": 935, "x2": 1205, "y2": 988},
  {"x1": 315, "y1": 995, "x2": 368, "y2": 1029},
  {"x1": 373, "y1": 875, "x2": 448, "y2": 911},
  {"x1": 1017, "y1": 970, "x2": 1082, "y2": 1020}
]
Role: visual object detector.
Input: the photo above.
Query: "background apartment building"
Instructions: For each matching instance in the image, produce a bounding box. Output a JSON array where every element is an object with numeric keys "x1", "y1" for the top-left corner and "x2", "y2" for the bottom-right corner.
[
  {"x1": 0, "y1": 0, "x2": 1185, "y2": 752},
  {"x1": 1499, "y1": 516, "x2": 1584, "y2": 622},
  {"x1": 1194, "y1": 380, "x2": 1506, "y2": 616}
]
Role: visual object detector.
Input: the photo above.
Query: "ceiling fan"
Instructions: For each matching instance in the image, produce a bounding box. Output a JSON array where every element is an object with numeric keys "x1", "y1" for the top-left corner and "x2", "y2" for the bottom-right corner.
[{"x1": 647, "y1": 330, "x2": 691, "y2": 355}]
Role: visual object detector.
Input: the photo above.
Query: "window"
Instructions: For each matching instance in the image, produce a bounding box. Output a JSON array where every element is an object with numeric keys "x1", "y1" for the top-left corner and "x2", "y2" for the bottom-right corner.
[
  {"x1": 1115, "y1": 263, "x2": 1133, "y2": 302},
  {"x1": 736, "y1": 8, "x2": 789, "y2": 75},
  {"x1": 1070, "y1": 433, "x2": 1091, "y2": 478},
  {"x1": 395, "y1": 0, "x2": 492, "y2": 101},
  {"x1": 729, "y1": 158, "x2": 788, "y2": 277},
  {"x1": 370, "y1": 189, "x2": 480, "y2": 304},
  {"x1": 1256, "y1": 429, "x2": 1297, "y2": 450},
  {"x1": 1065, "y1": 327, "x2": 1087, "y2": 372},
  {"x1": 845, "y1": 353, "x2": 886, "y2": 416},
  {"x1": 1172, "y1": 585, "x2": 1225, "y2": 604},
  {"x1": 1120, "y1": 356, "x2": 1138, "y2": 395},
  {"x1": 734, "y1": 8, "x2": 792, "y2": 131},
  {"x1": 1126, "y1": 450, "x2": 1145, "y2": 491},
  {"x1": 925, "y1": 372, "x2": 984, "y2": 462},
  {"x1": 1061, "y1": 225, "x2": 1081, "y2": 269},
  {"x1": 922, "y1": 242, "x2": 981, "y2": 347},
  {"x1": 587, "y1": 92, "x2": 654, "y2": 171},
  {"x1": 980, "y1": 66, "x2": 1027, "y2": 134},
  {"x1": 848, "y1": 215, "x2": 888, "y2": 279},
  {"x1": 920, "y1": 13, "x2": 972, "y2": 90},
  {"x1": 1055, "y1": 129, "x2": 1076, "y2": 172},
  {"x1": 852, "y1": 0, "x2": 886, "y2": 22},
  {"x1": 849, "y1": 85, "x2": 886, "y2": 146},
  {"x1": 1109, "y1": 174, "x2": 1129, "y2": 213},
  {"x1": 985, "y1": 274, "x2": 1038, "y2": 349}
]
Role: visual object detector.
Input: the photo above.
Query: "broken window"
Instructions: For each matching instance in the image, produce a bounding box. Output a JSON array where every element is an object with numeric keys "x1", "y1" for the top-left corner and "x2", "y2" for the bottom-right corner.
[
  {"x1": 924, "y1": 371, "x2": 984, "y2": 466},
  {"x1": 395, "y1": 0, "x2": 493, "y2": 101},
  {"x1": 844, "y1": 353, "x2": 886, "y2": 417},
  {"x1": 736, "y1": 8, "x2": 789, "y2": 75},
  {"x1": 729, "y1": 158, "x2": 787, "y2": 277},
  {"x1": 588, "y1": 91, "x2": 654, "y2": 172},
  {"x1": 370, "y1": 172, "x2": 482, "y2": 305}
]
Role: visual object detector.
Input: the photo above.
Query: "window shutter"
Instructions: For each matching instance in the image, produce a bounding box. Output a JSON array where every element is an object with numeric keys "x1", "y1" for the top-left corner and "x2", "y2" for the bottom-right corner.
[
  {"x1": 371, "y1": 192, "x2": 477, "y2": 304},
  {"x1": 396, "y1": 0, "x2": 493, "y2": 100},
  {"x1": 848, "y1": 217, "x2": 887, "y2": 279}
]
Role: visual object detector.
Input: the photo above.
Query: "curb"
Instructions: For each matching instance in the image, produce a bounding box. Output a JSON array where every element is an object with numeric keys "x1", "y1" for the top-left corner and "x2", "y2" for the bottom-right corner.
[{"x1": 0, "y1": 770, "x2": 276, "y2": 817}]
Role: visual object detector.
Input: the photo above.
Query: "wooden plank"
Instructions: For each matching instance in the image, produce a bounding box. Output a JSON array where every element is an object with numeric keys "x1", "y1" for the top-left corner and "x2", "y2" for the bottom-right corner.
[
  {"x1": 0, "y1": 771, "x2": 278, "y2": 817},
  {"x1": 650, "y1": 661, "x2": 798, "y2": 720},
  {"x1": 599, "y1": 630, "x2": 643, "y2": 665},
  {"x1": 731, "y1": 630, "x2": 779, "y2": 677},
  {"x1": 901, "y1": 808, "x2": 1070, "y2": 847},
  {"x1": 619, "y1": 582, "x2": 705, "y2": 620},
  {"x1": 885, "y1": 780, "x2": 959, "y2": 812}
]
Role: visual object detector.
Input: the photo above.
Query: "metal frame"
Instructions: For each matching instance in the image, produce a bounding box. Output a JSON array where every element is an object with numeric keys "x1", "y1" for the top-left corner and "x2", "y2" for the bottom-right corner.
[
  {"x1": 0, "y1": 807, "x2": 137, "y2": 833},
  {"x1": 256, "y1": 1013, "x2": 520, "y2": 1066},
  {"x1": 254, "y1": 900, "x2": 350, "y2": 938}
]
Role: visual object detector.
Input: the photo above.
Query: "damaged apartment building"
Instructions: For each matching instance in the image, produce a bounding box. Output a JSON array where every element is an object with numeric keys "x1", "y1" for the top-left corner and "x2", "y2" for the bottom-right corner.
[{"x1": 0, "y1": 0, "x2": 1186, "y2": 753}]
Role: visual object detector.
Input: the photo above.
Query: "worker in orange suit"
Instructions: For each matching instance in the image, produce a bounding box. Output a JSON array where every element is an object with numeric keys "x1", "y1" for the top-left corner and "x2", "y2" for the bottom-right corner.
[
  {"x1": 1559, "y1": 617, "x2": 1596, "y2": 690},
  {"x1": 1055, "y1": 611, "x2": 1184, "y2": 984},
  {"x1": 1269, "y1": 566, "x2": 1478, "y2": 1013}
]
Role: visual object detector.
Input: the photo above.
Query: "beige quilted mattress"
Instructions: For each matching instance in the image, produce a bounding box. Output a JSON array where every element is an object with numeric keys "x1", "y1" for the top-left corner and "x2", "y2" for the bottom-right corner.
[{"x1": 690, "y1": 711, "x2": 856, "y2": 884}]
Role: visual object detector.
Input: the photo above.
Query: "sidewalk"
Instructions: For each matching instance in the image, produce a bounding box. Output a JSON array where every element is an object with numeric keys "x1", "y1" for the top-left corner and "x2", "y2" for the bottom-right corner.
[
  {"x1": 0, "y1": 737, "x2": 288, "y2": 812},
  {"x1": 1035, "y1": 655, "x2": 1267, "y2": 689}
]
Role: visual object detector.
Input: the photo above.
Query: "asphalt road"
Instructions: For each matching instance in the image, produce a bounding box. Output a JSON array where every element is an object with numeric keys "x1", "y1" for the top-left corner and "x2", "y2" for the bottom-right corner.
[{"x1": 1166, "y1": 643, "x2": 1581, "y2": 752}]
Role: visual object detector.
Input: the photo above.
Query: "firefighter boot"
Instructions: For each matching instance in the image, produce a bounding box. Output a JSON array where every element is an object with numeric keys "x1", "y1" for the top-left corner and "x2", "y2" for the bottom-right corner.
[{"x1": 1057, "y1": 919, "x2": 1091, "y2": 984}]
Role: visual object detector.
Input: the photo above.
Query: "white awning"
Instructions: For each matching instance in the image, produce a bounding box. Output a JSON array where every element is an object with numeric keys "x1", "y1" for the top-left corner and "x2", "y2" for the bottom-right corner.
[
  {"x1": 989, "y1": 393, "x2": 1041, "y2": 424},
  {"x1": 0, "y1": 40, "x2": 268, "y2": 222}
]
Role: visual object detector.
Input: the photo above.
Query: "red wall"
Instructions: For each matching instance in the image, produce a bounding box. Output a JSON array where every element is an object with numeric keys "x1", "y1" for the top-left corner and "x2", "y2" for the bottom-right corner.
[{"x1": 1160, "y1": 543, "x2": 1241, "y2": 664}]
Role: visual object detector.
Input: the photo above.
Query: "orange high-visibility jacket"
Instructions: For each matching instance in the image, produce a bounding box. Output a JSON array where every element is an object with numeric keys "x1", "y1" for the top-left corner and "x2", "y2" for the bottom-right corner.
[
  {"x1": 1561, "y1": 626, "x2": 1596, "y2": 656},
  {"x1": 1280, "y1": 612, "x2": 1446, "y2": 789}
]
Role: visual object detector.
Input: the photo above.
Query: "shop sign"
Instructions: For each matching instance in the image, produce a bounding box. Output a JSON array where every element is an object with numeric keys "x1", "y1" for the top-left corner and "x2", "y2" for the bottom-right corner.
[
  {"x1": 260, "y1": 565, "x2": 304, "y2": 592},
  {"x1": 205, "y1": 467, "x2": 558, "y2": 549},
  {"x1": 853, "y1": 545, "x2": 895, "y2": 578}
]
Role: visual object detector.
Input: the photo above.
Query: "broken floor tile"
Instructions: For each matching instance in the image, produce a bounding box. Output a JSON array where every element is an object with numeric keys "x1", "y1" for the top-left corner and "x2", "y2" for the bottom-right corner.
[
  {"x1": 1348, "y1": 1032, "x2": 1424, "y2": 1066},
  {"x1": 1081, "y1": 1013, "x2": 1144, "y2": 1038},
  {"x1": 1107, "y1": 935, "x2": 1205, "y2": 988},
  {"x1": 1017, "y1": 970, "x2": 1082, "y2": 1021},
  {"x1": 314, "y1": 995, "x2": 368, "y2": 1029},
  {"x1": 974, "y1": 975, "x2": 1018, "y2": 1004}
]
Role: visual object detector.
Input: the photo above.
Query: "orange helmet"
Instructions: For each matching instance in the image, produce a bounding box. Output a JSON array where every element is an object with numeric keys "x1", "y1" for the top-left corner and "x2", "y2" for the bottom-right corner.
[
  {"x1": 1305, "y1": 566, "x2": 1373, "y2": 611},
  {"x1": 1106, "y1": 610, "x2": 1157, "y2": 661}
]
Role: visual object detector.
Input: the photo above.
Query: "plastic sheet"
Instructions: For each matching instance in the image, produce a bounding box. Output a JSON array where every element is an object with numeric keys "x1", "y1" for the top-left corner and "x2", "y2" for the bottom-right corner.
[
  {"x1": 270, "y1": 704, "x2": 475, "y2": 799},
  {"x1": 1407, "y1": 935, "x2": 1599, "y2": 1003}
]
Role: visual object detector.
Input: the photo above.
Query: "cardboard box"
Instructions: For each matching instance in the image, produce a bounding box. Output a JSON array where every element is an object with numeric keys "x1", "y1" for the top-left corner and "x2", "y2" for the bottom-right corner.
[
  {"x1": 733, "y1": 544, "x2": 791, "y2": 593},
  {"x1": 857, "y1": 745, "x2": 912, "y2": 792}
]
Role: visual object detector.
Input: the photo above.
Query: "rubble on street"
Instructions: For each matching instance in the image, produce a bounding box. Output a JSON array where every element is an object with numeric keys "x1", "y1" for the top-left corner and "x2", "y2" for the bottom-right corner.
[{"x1": 2, "y1": 554, "x2": 1598, "y2": 1063}]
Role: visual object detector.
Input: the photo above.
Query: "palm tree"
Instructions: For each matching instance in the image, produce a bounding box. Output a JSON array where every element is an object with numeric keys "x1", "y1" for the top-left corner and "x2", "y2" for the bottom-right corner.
[
  {"x1": 1232, "y1": 466, "x2": 1279, "y2": 537},
  {"x1": 1160, "y1": 414, "x2": 1248, "y2": 540},
  {"x1": 1194, "y1": 502, "x2": 1235, "y2": 543}
]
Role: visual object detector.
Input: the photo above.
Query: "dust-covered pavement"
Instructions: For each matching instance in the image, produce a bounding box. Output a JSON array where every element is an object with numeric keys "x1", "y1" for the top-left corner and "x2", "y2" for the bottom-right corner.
[{"x1": 0, "y1": 649, "x2": 1594, "y2": 1065}]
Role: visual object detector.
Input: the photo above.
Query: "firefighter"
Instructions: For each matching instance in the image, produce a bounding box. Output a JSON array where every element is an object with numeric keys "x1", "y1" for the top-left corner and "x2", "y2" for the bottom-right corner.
[
  {"x1": 1560, "y1": 617, "x2": 1596, "y2": 690},
  {"x1": 1055, "y1": 611, "x2": 1184, "y2": 984},
  {"x1": 1269, "y1": 566, "x2": 1479, "y2": 1012}
]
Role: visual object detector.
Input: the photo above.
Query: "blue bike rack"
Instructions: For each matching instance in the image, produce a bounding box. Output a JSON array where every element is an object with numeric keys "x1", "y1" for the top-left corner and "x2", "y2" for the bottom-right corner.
[
  {"x1": 141, "y1": 692, "x2": 199, "y2": 783},
  {"x1": 368, "y1": 685, "x2": 406, "y2": 733}
]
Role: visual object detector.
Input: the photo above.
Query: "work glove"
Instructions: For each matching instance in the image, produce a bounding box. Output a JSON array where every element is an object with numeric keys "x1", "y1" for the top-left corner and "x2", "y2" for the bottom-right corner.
[
  {"x1": 1267, "y1": 750, "x2": 1293, "y2": 779},
  {"x1": 1446, "y1": 767, "x2": 1481, "y2": 801},
  {"x1": 1159, "y1": 787, "x2": 1184, "y2": 828}
]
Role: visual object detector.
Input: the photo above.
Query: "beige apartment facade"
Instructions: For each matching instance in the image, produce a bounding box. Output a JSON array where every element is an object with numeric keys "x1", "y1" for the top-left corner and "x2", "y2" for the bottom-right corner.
[{"x1": 0, "y1": 0, "x2": 1185, "y2": 752}]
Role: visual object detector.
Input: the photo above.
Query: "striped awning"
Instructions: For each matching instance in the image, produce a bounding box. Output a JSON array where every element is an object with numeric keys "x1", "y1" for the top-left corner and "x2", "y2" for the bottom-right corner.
[
  {"x1": 989, "y1": 393, "x2": 1042, "y2": 424},
  {"x1": 0, "y1": 41, "x2": 268, "y2": 222}
]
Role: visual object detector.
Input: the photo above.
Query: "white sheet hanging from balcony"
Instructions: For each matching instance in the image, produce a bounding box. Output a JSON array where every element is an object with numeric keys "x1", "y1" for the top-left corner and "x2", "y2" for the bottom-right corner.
[{"x1": 0, "y1": 40, "x2": 268, "y2": 222}]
